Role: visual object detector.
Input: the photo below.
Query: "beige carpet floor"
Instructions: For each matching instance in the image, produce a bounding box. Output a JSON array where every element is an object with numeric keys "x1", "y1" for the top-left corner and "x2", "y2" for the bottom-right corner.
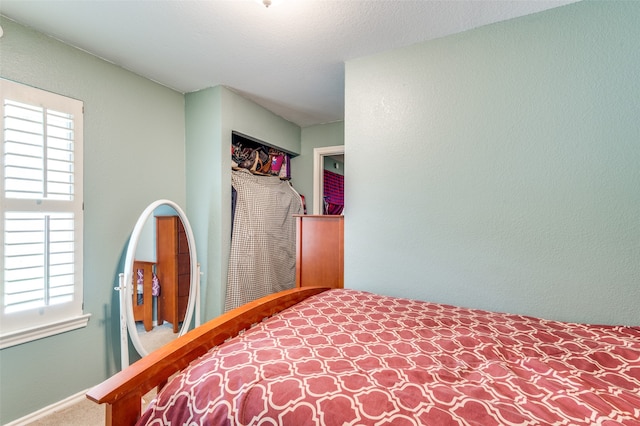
[
  {"x1": 25, "y1": 389, "x2": 157, "y2": 425},
  {"x1": 27, "y1": 397, "x2": 104, "y2": 426}
]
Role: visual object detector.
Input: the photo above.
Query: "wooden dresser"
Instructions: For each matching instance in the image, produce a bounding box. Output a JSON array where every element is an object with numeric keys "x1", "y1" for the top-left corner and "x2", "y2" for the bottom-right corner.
[
  {"x1": 156, "y1": 215, "x2": 190, "y2": 333},
  {"x1": 295, "y1": 215, "x2": 344, "y2": 289}
]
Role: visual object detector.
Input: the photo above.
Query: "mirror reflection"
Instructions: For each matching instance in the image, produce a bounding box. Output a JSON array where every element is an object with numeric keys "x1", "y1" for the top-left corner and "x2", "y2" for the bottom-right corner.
[
  {"x1": 122, "y1": 200, "x2": 198, "y2": 362},
  {"x1": 130, "y1": 204, "x2": 191, "y2": 352}
]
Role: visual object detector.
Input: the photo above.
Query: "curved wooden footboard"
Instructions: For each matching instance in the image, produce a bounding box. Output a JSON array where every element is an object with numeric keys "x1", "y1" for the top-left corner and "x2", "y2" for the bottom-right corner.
[{"x1": 86, "y1": 286, "x2": 330, "y2": 426}]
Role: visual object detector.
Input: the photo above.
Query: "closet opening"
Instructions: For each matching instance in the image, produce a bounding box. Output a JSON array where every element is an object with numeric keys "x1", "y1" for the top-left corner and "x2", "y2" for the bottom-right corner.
[
  {"x1": 227, "y1": 131, "x2": 304, "y2": 311},
  {"x1": 231, "y1": 131, "x2": 296, "y2": 179}
]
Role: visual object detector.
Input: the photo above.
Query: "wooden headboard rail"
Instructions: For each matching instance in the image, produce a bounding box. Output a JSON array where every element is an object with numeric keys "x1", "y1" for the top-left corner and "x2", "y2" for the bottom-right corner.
[{"x1": 86, "y1": 286, "x2": 330, "y2": 426}]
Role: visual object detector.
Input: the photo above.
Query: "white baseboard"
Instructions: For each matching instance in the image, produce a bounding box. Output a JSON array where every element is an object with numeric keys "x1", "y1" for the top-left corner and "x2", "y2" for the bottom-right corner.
[{"x1": 5, "y1": 388, "x2": 90, "y2": 426}]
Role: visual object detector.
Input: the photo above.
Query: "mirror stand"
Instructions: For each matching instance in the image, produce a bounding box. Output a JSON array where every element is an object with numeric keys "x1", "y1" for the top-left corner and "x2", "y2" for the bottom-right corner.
[
  {"x1": 116, "y1": 267, "x2": 200, "y2": 369},
  {"x1": 117, "y1": 267, "x2": 200, "y2": 369}
]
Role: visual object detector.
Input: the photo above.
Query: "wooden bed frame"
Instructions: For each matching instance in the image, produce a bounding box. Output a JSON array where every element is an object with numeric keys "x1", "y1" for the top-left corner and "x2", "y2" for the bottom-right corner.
[{"x1": 86, "y1": 286, "x2": 330, "y2": 426}]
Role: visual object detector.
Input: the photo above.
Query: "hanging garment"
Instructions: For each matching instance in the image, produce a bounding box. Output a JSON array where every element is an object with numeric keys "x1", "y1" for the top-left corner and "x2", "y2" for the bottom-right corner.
[{"x1": 225, "y1": 169, "x2": 304, "y2": 311}]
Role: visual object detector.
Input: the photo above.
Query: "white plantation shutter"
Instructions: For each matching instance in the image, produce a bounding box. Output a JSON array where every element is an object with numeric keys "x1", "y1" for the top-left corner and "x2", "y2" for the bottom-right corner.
[
  {"x1": 4, "y1": 212, "x2": 76, "y2": 313},
  {"x1": 4, "y1": 100, "x2": 76, "y2": 200},
  {"x1": 1, "y1": 79, "x2": 89, "y2": 348}
]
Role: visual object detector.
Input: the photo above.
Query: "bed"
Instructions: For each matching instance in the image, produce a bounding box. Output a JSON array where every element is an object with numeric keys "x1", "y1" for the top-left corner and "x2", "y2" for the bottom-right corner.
[{"x1": 87, "y1": 286, "x2": 640, "y2": 425}]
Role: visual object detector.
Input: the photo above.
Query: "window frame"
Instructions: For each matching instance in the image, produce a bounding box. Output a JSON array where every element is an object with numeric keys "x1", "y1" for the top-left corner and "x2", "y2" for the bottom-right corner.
[{"x1": 1, "y1": 78, "x2": 89, "y2": 349}]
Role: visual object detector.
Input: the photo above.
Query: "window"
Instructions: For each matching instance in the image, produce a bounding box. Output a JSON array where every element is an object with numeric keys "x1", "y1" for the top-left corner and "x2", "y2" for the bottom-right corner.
[{"x1": 1, "y1": 79, "x2": 89, "y2": 349}]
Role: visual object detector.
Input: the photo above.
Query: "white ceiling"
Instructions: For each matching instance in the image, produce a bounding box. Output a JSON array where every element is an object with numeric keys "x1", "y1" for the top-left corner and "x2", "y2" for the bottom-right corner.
[{"x1": 0, "y1": 0, "x2": 576, "y2": 128}]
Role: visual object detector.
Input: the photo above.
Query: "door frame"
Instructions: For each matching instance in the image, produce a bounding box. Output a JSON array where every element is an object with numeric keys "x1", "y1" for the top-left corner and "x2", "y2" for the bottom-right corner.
[{"x1": 312, "y1": 145, "x2": 345, "y2": 215}]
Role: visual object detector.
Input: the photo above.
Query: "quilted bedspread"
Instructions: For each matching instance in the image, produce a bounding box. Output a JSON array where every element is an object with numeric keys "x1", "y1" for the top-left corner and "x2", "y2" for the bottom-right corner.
[{"x1": 138, "y1": 289, "x2": 640, "y2": 425}]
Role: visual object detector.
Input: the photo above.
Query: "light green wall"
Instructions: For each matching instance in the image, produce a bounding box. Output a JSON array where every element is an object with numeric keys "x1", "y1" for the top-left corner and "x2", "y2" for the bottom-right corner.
[
  {"x1": 0, "y1": 17, "x2": 186, "y2": 423},
  {"x1": 185, "y1": 87, "x2": 224, "y2": 324},
  {"x1": 294, "y1": 121, "x2": 345, "y2": 212},
  {"x1": 344, "y1": 1, "x2": 640, "y2": 326},
  {"x1": 324, "y1": 156, "x2": 344, "y2": 176},
  {"x1": 185, "y1": 86, "x2": 301, "y2": 321}
]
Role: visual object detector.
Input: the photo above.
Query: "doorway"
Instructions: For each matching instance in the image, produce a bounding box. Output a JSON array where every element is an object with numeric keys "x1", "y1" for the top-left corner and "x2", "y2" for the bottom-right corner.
[{"x1": 313, "y1": 145, "x2": 345, "y2": 215}]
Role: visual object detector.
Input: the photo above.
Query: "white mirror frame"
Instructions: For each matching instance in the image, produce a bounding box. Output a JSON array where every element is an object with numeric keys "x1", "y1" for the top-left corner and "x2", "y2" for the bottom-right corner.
[
  {"x1": 312, "y1": 145, "x2": 345, "y2": 215},
  {"x1": 119, "y1": 199, "x2": 199, "y2": 367}
]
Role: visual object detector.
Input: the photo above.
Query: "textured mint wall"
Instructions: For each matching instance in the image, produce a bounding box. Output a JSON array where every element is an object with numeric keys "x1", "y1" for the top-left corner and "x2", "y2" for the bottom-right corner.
[
  {"x1": 344, "y1": 1, "x2": 640, "y2": 325},
  {"x1": 294, "y1": 121, "x2": 345, "y2": 211},
  {"x1": 323, "y1": 156, "x2": 344, "y2": 176},
  {"x1": 185, "y1": 87, "x2": 224, "y2": 323},
  {"x1": 185, "y1": 86, "x2": 300, "y2": 321},
  {"x1": 0, "y1": 17, "x2": 186, "y2": 423}
]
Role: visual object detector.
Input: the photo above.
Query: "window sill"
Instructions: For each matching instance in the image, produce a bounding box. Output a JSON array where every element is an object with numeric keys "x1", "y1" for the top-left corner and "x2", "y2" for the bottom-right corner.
[{"x1": 0, "y1": 313, "x2": 92, "y2": 349}]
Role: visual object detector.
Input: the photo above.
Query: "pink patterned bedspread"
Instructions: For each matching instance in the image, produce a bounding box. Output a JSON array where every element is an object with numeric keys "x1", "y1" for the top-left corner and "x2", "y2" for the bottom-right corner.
[{"x1": 138, "y1": 289, "x2": 640, "y2": 425}]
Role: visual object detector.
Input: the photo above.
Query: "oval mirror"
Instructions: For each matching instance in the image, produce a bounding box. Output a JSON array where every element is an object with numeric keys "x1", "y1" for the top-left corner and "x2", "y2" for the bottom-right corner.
[{"x1": 123, "y1": 200, "x2": 198, "y2": 357}]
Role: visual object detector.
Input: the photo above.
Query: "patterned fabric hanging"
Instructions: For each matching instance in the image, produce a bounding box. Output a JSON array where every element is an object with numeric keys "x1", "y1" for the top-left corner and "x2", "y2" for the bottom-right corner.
[{"x1": 225, "y1": 169, "x2": 304, "y2": 311}]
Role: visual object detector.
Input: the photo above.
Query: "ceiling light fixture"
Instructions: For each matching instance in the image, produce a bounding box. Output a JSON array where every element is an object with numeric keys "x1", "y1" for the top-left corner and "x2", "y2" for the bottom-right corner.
[{"x1": 257, "y1": 0, "x2": 281, "y2": 8}]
